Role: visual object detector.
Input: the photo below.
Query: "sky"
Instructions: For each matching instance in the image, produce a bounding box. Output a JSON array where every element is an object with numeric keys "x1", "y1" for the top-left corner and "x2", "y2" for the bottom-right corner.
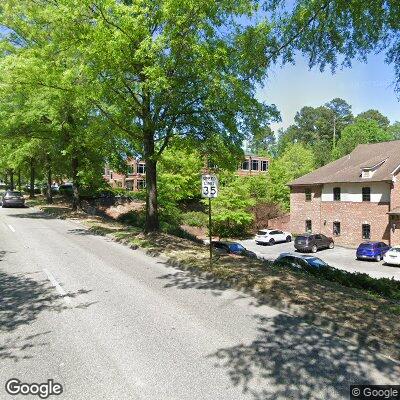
[{"x1": 258, "y1": 53, "x2": 400, "y2": 132}]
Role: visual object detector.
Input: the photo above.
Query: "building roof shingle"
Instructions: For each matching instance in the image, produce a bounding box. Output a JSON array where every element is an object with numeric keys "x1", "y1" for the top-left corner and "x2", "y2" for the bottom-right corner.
[{"x1": 289, "y1": 140, "x2": 400, "y2": 186}]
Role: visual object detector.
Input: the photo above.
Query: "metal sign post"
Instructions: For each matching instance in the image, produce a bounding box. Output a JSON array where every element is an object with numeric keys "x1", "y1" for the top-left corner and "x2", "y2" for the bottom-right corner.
[{"x1": 201, "y1": 175, "x2": 218, "y2": 266}]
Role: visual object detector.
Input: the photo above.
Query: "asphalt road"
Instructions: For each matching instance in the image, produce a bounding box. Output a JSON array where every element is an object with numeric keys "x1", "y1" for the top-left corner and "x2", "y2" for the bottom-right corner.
[
  {"x1": 240, "y1": 238, "x2": 400, "y2": 281},
  {"x1": 1, "y1": 206, "x2": 399, "y2": 400}
]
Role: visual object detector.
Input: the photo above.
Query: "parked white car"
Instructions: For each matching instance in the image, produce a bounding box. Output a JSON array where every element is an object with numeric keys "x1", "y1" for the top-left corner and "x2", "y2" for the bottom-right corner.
[
  {"x1": 383, "y1": 246, "x2": 400, "y2": 265},
  {"x1": 255, "y1": 229, "x2": 292, "y2": 245}
]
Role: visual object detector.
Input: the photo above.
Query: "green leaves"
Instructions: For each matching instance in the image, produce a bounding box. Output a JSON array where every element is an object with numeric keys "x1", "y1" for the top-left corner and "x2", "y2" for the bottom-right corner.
[
  {"x1": 208, "y1": 176, "x2": 255, "y2": 238},
  {"x1": 267, "y1": 143, "x2": 315, "y2": 211},
  {"x1": 333, "y1": 118, "x2": 394, "y2": 159}
]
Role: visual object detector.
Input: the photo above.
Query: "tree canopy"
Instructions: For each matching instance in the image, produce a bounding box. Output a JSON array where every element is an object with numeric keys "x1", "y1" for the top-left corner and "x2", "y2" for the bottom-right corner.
[{"x1": 333, "y1": 118, "x2": 394, "y2": 159}]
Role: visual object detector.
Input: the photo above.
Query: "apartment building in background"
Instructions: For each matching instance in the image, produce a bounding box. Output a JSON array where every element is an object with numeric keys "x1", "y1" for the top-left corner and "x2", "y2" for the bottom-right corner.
[
  {"x1": 237, "y1": 154, "x2": 270, "y2": 176},
  {"x1": 103, "y1": 158, "x2": 146, "y2": 191},
  {"x1": 104, "y1": 154, "x2": 270, "y2": 191},
  {"x1": 289, "y1": 141, "x2": 400, "y2": 247}
]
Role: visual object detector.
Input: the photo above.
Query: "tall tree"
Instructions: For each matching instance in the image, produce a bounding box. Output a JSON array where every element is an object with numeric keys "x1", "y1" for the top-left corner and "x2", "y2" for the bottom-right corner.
[
  {"x1": 333, "y1": 118, "x2": 394, "y2": 158},
  {"x1": 267, "y1": 143, "x2": 315, "y2": 211},
  {"x1": 388, "y1": 122, "x2": 400, "y2": 140},
  {"x1": 249, "y1": 126, "x2": 276, "y2": 155},
  {"x1": 356, "y1": 109, "x2": 390, "y2": 129},
  {"x1": 276, "y1": 98, "x2": 353, "y2": 166},
  {"x1": 0, "y1": 0, "x2": 286, "y2": 231}
]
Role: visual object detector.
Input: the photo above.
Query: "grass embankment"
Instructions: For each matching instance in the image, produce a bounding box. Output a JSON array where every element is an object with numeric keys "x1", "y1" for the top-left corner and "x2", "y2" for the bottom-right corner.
[{"x1": 32, "y1": 198, "x2": 400, "y2": 359}]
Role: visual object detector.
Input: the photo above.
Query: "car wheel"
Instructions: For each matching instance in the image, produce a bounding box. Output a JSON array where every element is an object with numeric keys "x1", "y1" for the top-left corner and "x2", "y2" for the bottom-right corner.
[
  {"x1": 328, "y1": 242, "x2": 334, "y2": 249},
  {"x1": 286, "y1": 236, "x2": 292, "y2": 242},
  {"x1": 269, "y1": 238, "x2": 275, "y2": 246},
  {"x1": 375, "y1": 254, "x2": 382, "y2": 262},
  {"x1": 311, "y1": 245, "x2": 318, "y2": 253}
]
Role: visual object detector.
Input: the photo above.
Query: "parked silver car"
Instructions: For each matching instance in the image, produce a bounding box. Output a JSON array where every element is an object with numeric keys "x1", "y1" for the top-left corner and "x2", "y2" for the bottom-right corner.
[{"x1": 2, "y1": 190, "x2": 25, "y2": 208}]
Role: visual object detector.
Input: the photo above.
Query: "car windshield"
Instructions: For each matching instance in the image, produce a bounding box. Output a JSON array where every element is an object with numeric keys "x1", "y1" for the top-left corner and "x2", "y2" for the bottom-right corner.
[
  {"x1": 229, "y1": 244, "x2": 244, "y2": 252},
  {"x1": 257, "y1": 231, "x2": 268, "y2": 235},
  {"x1": 306, "y1": 257, "x2": 328, "y2": 268},
  {"x1": 296, "y1": 236, "x2": 308, "y2": 241},
  {"x1": 6, "y1": 191, "x2": 22, "y2": 197},
  {"x1": 389, "y1": 248, "x2": 400, "y2": 253},
  {"x1": 358, "y1": 243, "x2": 375, "y2": 249}
]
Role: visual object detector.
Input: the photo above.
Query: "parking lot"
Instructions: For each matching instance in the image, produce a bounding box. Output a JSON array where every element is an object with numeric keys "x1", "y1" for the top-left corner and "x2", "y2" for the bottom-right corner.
[{"x1": 239, "y1": 238, "x2": 400, "y2": 281}]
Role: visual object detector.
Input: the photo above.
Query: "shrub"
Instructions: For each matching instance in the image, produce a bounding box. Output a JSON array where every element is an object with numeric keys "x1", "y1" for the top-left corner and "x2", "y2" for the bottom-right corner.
[
  {"x1": 281, "y1": 261, "x2": 400, "y2": 301},
  {"x1": 181, "y1": 211, "x2": 208, "y2": 227},
  {"x1": 117, "y1": 210, "x2": 146, "y2": 227},
  {"x1": 160, "y1": 223, "x2": 203, "y2": 243},
  {"x1": 206, "y1": 176, "x2": 255, "y2": 238}
]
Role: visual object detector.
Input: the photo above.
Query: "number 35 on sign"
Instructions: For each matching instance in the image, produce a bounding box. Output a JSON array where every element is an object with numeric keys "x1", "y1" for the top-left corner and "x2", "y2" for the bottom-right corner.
[{"x1": 201, "y1": 175, "x2": 218, "y2": 198}]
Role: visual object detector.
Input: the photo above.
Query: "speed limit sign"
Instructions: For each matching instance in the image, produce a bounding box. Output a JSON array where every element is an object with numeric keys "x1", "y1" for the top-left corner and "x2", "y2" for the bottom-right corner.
[{"x1": 201, "y1": 175, "x2": 218, "y2": 198}]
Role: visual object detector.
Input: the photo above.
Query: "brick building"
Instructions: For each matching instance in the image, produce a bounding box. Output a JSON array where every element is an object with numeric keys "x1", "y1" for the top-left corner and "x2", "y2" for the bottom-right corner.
[
  {"x1": 289, "y1": 141, "x2": 400, "y2": 248},
  {"x1": 104, "y1": 154, "x2": 270, "y2": 191},
  {"x1": 237, "y1": 154, "x2": 270, "y2": 176},
  {"x1": 104, "y1": 159, "x2": 146, "y2": 191}
]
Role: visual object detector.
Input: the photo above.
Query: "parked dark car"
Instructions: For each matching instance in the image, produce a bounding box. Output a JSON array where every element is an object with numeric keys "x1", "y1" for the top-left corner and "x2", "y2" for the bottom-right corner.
[
  {"x1": 58, "y1": 183, "x2": 74, "y2": 196},
  {"x1": 294, "y1": 233, "x2": 334, "y2": 253},
  {"x1": 273, "y1": 253, "x2": 330, "y2": 269},
  {"x1": 212, "y1": 241, "x2": 257, "y2": 258},
  {"x1": 2, "y1": 190, "x2": 25, "y2": 208},
  {"x1": 356, "y1": 242, "x2": 390, "y2": 262}
]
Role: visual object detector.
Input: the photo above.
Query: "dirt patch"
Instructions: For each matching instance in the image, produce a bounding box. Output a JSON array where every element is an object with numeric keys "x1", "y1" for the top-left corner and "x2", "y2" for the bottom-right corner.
[{"x1": 101, "y1": 201, "x2": 145, "y2": 220}]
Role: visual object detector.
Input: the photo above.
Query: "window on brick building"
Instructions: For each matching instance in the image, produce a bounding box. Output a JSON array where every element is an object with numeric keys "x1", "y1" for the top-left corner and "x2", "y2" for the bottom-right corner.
[
  {"x1": 333, "y1": 221, "x2": 341, "y2": 236},
  {"x1": 305, "y1": 188, "x2": 311, "y2": 202},
  {"x1": 137, "y1": 179, "x2": 146, "y2": 190},
  {"x1": 261, "y1": 160, "x2": 269, "y2": 171},
  {"x1": 333, "y1": 187, "x2": 341, "y2": 201},
  {"x1": 362, "y1": 187, "x2": 371, "y2": 202},
  {"x1": 241, "y1": 160, "x2": 249, "y2": 170},
  {"x1": 137, "y1": 163, "x2": 146, "y2": 174},
  {"x1": 251, "y1": 160, "x2": 259, "y2": 171},
  {"x1": 126, "y1": 181, "x2": 133, "y2": 191},
  {"x1": 305, "y1": 220, "x2": 312, "y2": 233},
  {"x1": 362, "y1": 224, "x2": 371, "y2": 240}
]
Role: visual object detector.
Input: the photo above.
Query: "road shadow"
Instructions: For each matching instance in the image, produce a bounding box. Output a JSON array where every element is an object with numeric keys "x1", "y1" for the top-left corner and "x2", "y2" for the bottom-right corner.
[
  {"x1": 209, "y1": 313, "x2": 400, "y2": 400},
  {"x1": 0, "y1": 267, "x2": 94, "y2": 333},
  {"x1": 157, "y1": 266, "x2": 232, "y2": 297},
  {"x1": 157, "y1": 259, "x2": 400, "y2": 360},
  {"x1": 67, "y1": 228, "x2": 109, "y2": 237},
  {"x1": 0, "y1": 249, "x2": 96, "y2": 362},
  {"x1": 0, "y1": 331, "x2": 51, "y2": 362},
  {"x1": 0, "y1": 268, "x2": 66, "y2": 333},
  {"x1": 8, "y1": 210, "x2": 59, "y2": 220}
]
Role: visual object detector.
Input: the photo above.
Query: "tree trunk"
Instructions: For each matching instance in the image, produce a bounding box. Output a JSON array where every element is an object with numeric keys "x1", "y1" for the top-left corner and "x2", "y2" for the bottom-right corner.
[
  {"x1": 9, "y1": 169, "x2": 14, "y2": 190},
  {"x1": 143, "y1": 131, "x2": 159, "y2": 232},
  {"x1": 29, "y1": 158, "x2": 35, "y2": 198},
  {"x1": 46, "y1": 155, "x2": 53, "y2": 204},
  {"x1": 18, "y1": 169, "x2": 21, "y2": 191},
  {"x1": 71, "y1": 156, "x2": 80, "y2": 211}
]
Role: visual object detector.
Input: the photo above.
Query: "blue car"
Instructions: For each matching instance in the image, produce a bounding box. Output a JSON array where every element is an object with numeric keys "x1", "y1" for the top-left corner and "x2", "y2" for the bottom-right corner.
[{"x1": 356, "y1": 242, "x2": 390, "y2": 262}]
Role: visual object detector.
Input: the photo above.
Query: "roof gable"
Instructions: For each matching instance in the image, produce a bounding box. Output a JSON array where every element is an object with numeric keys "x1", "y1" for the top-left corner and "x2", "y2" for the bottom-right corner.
[{"x1": 289, "y1": 140, "x2": 400, "y2": 186}]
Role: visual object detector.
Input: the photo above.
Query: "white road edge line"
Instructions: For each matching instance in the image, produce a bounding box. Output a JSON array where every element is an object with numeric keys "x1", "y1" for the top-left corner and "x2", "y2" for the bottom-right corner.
[
  {"x1": 7, "y1": 224, "x2": 15, "y2": 232},
  {"x1": 43, "y1": 269, "x2": 72, "y2": 305}
]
